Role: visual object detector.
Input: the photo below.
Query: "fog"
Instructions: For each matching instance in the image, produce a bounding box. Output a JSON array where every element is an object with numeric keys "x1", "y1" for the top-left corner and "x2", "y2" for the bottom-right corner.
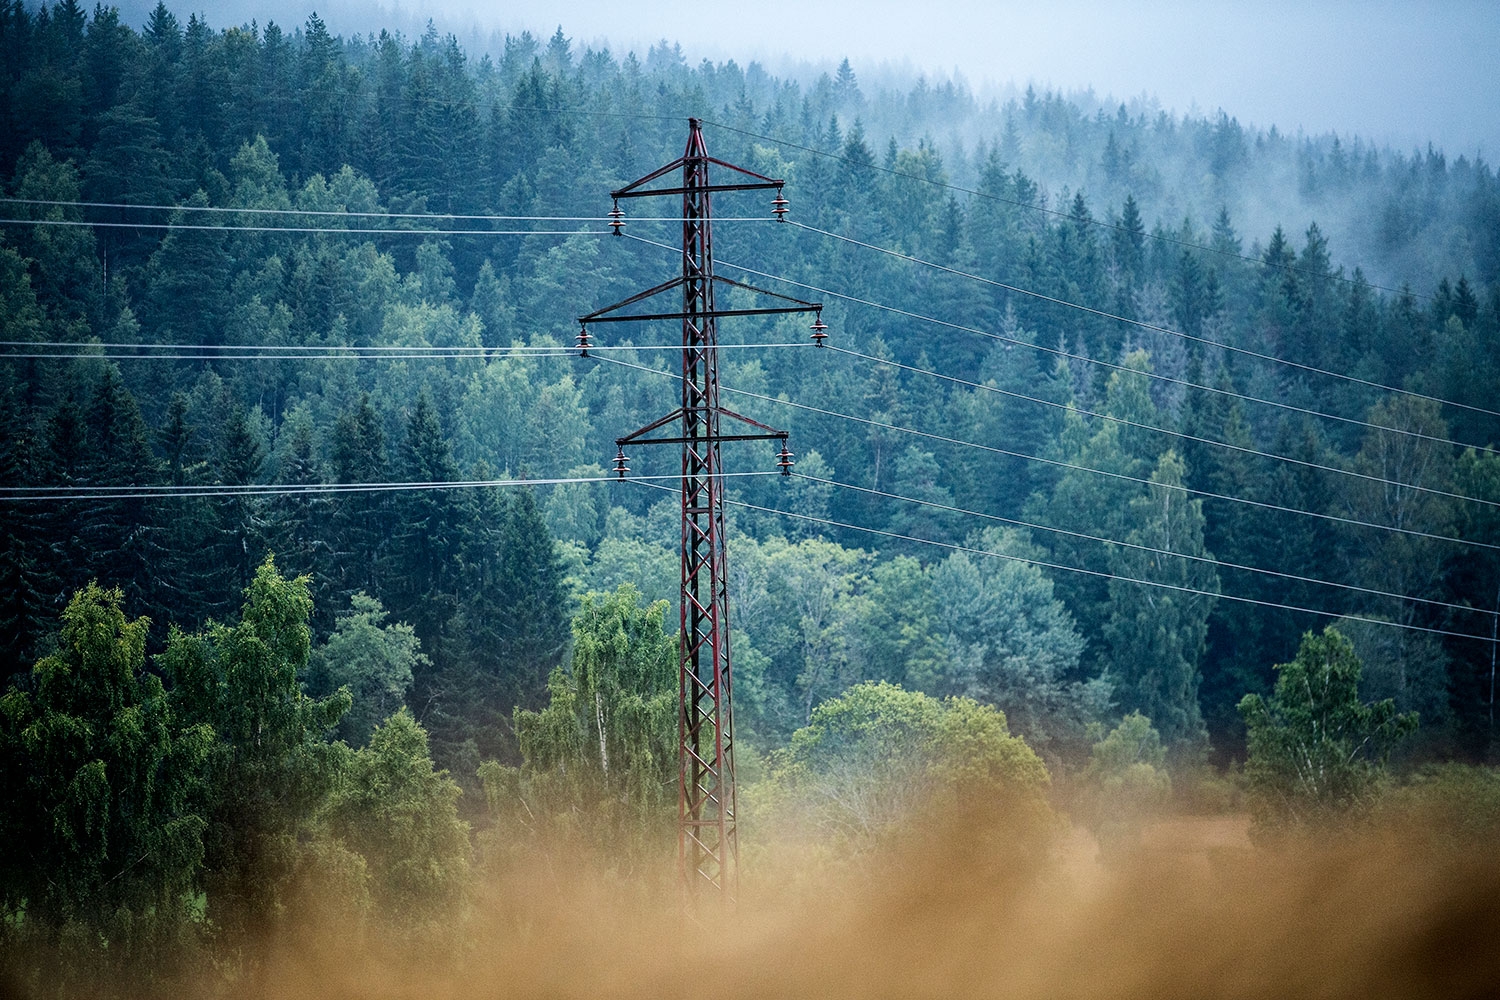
[{"x1": 107, "y1": 0, "x2": 1500, "y2": 158}]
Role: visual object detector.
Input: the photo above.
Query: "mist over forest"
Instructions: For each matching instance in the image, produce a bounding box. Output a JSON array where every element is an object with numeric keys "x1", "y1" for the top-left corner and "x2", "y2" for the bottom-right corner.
[{"x1": 2, "y1": 2, "x2": 1499, "y2": 996}]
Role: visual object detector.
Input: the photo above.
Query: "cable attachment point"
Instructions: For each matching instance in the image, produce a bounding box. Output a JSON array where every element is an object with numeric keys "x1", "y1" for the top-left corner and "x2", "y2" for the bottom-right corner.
[
  {"x1": 576, "y1": 325, "x2": 593, "y2": 357},
  {"x1": 612, "y1": 447, "x2": 629, "y2": 480},
  {"x1": 772, "y1": 187, "x2": 789, "y2": 221},
  {"x1": 608, "y1": 201, "x2": 625, "y2": 235},
  {"x1": 810, "y1": 312, "x2": 828, "y2": 347},
  {"x1": 776, "y1": 440, "x2": 794, "y2": 476}
]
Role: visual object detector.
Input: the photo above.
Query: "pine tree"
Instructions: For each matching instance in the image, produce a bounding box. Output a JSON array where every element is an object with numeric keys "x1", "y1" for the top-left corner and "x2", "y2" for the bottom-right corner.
[
  {"x1": 328, "y1": 393, "x2": 389, "y2": 601},
  {"x1": 385, "y1": 391, "x2": 463, "y2": 643},
  {"x1": 1104, "y1": 451, "x2": 1218, "y2": 747},
  {"x1": 78, "y1": 367, "x2": 159, "y2": 611},
  {"x1": 211, "y1": 400, "x2": 266, "y2": 608}
]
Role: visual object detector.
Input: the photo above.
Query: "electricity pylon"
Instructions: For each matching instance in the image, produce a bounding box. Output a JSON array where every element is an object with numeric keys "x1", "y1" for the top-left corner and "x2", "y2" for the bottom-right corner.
[{"x1": 578, "y1": 118, "x2": 822, "y2": 898}]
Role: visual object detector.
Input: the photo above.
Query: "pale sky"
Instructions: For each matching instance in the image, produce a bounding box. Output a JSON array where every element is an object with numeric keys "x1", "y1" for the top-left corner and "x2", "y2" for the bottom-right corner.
[{"x1": 129, "y1": 0, "x2": 1500, "y2": 157}]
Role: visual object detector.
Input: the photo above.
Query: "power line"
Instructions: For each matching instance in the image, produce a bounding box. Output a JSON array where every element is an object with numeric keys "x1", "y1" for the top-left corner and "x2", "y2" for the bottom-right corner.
[
  {"x1": 0, "y1": 196, "x2": 775, "y2": 224},
  {"x1": 32, "y1": 324, "x2": 1488, "y2": 515},
  {"x1": 0, "y1": 342, "x2": 810, "y2": 361},
  {"x1": 825, "y1": 345, "x2": 1500, "y2": 512},
  {"x1": 589, "y1": 353, "x2": 1500, "y2": 551},
  {"x1": 625, "y1": 232, "x2": 1500, "y2": 456},
  {"x1": 0, "y1": 471, "x2": 775, "y2": 503},
  {"x1": 786, "y1": 221, "x2": 1500, "y2": 423},
  {"x1": 616, "y1": 236, "x2": 1500, "y2": 511},
  {"x1": 0, "y1": 340, "x2": 807, "y2": 352},
  {"x1": 0, "y1": 218, "x2": 601, "y2": 237},
  {"x1": 636, "y1": 479, "x2": 1492, "y2": 642},
  {"x1": 795, "y1": 473, "x2": 1494, "y2": 620},
  {"x1": 699, "y1": 118, "x2": 1428, "y2": 303}
]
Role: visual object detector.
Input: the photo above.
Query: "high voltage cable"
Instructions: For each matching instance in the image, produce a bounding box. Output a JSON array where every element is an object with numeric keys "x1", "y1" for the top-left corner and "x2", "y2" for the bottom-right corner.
[
  {"x1": 825, "y1": 346, "x2": 1500, "y2": 512},
  {"x1": 0, "y1": 218, "x2": 601, "y2": 237},
  {"x1": 0, "y1": 342, "x2": 810, "y2": 361},
  {"x1": 0, "y1": 350, "x2": 568, "y2": 361},
  {"x1": 624, "y1": 235, "x2": 1500, "y2": 509},
  {"x1": 0, "y1": 196, "x2": 775, "y2": 224},
  {"x1": 624, "y1": 232, "x2": 1500, "y2": 454},
  {"x1": 725, "y1": 379, "x2": 1499, "y2": 551},
  {"x1": 698, "y1": 118, "x2": 1428, "y2": 303},
  {"x1": 634, "y1": 479, "x2": 1492, "y2": 642},
  {"x1": 785, "y1": 222, "x2": 1500, "y2": 422},
  {"x1": 590, "y1": 354, "x2": 1499, "y2": 551},
  {"x1": 0, "y1": 340, "x2": 808, "y2": 352},
  {"x1": 0, "y1": 471, "x2": 775, "y2": 503},
  {"x1": 22, "y1": 325, "x2": 1481, "y2": 509},
  {"x1": 792, "y1": 473, "x2": 1494, "y2": 620},
  {"x1": 14, "y1": 188, "x2": 1475, "y2": 439}
]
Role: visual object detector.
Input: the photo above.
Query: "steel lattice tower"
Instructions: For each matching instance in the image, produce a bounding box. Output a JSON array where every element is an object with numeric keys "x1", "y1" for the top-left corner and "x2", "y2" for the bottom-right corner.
[{"x1": 579, "y1": 119, "x2": 821, "y2": 897}]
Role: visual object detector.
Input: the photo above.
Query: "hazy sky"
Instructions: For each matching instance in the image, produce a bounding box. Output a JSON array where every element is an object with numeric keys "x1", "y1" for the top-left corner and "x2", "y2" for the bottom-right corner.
[{"x1": 138, "y1": 0, "x2": 1500, "y2": 157}]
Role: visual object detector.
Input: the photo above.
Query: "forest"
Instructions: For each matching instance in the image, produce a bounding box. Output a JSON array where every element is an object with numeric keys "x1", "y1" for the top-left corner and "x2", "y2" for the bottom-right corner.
[{"x1": 2, "y1": 1, "x2": 1500, "y2": 994}]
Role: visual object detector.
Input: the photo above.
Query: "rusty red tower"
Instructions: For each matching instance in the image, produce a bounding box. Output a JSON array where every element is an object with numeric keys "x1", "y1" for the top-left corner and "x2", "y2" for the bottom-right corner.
[{"x1": 579, "y1": 119, "x2": 821, "y2": 897}]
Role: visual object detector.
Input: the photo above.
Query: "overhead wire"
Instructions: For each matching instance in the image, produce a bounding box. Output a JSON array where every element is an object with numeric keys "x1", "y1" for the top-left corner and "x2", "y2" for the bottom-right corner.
[
  {"x1": 634, "y1": 478, "x2": 1493, "y2": 642},
  {"x1": 619, "y1": 233, "x2": 1500, "y2": 510},
  {"x1": 0, "y1": 196, "x2": 775, "y2": 224},
  {"x1": 23, "y1": 325, "x2": 1482, "y2": 512},
  {"x1": 0, "y1": 470, "x2": 775, "y2": 503},
  {"x1": 0, "y1": 218, "x2": 602, "y2": 237},
  {"x1": 0, "y1": 342, "x2": 812, "y2": 361},
  {"x1": 792, "y1": 472, "x2": 1496, "y2": 620},
  {"x1": 589, "y1": 353, "x2": 1500, "y2": 552},
  {"x1": 625, "y1": 231, "x2": 1500, "y2": 453},
  {"x1": 823, "y1": 345, "x2": 1500, "y2": 511},
  {"x1": 785, "y1": 221, "x2": 1500, "y2": 423}
]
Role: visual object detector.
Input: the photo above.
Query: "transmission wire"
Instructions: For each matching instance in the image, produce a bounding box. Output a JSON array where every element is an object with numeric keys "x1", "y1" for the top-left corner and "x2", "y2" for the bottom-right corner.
[{"x1": 633, "y1": 479, "x2": 1492, "y2": 642}]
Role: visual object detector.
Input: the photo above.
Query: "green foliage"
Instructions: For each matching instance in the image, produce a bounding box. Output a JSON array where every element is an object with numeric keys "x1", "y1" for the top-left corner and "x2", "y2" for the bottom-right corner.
[
  {"x1": 1085, "y1": 710, "x2": 1169, "y2": 779},
  {"x1": 157, "y1": 556, "x2": 352, "y2": 943},
  {"x1": 1104, "y1": 450, "x2": 1218, "y2": 747},
  {"x1": 758, "y1": 681, "x2": 1050, "y2": 846},
  {"x1": 486, "y1": 585, "x2": 677, "y2": 865},
  {"x1": 2, "y1": 6, "x2": 1500, "y2": 981},
  {"x1": 307, "y1": 592, "x2": 428, "y2": 746},
  {"x1": 1075, "y1": 712, "x2": 1172, "y2": 854},
  {"x1": 0, "y1": 583, "x2": 212, "y2": 978},
  {"x1": 928, "y1": 528, "x2": 1105, "y2": 753},
  {"x1": 1239, "y1": 627, "x2": 1418, "y2": 831},
  {"x1": 329, "y1": 708, "x2": 470, "y2": 931}
]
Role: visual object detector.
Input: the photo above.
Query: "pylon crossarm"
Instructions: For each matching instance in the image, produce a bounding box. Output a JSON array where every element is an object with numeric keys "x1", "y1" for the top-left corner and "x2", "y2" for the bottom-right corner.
[
  {"x1": 578, "y1": 275, "x2": 686, "y2": 324},
  {"x1": 611, "y1": 156, "x2": 694, "y2": 198},
  {"x1": 716, "y1": 405, "x2": 785, "y2": 436},
  {"x1": 614, "y1": 139, "x2": 782, "y2": 199},
  {"x1": 622, "y1": 432, "x2": 786, "y2": 446},
  {"x1": 615, "y1": 408, "x2": 686, "y2": 447},
  {"x1": 587, "y1": 305, "x2": 823, "y2": 323},
  {"x1": 700, "y1": 155, "x2": 782, "y2": 184},
  {"x1": 618, "y1": 181, "x2": 783, "y2": 198},
  {"x1": 711, "y1": 274, "x2": 822, "y2": 311}
]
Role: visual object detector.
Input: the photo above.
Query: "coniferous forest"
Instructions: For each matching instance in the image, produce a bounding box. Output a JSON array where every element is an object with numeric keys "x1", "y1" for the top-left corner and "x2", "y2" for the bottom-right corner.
[{"x1": 3, "y1": 3, "x2": 1500, "y2": 995}]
